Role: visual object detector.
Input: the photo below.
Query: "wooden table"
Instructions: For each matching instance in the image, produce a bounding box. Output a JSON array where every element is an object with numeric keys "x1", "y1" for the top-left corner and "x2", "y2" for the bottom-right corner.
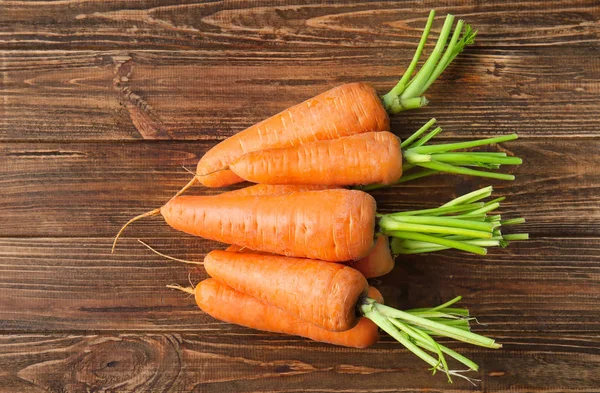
[{"x1": 2, "y1": 1, "x2": 599, "y2": 392}]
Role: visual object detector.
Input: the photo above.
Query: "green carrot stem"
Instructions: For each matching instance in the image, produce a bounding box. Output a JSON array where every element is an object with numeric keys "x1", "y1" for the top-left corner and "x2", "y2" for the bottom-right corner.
[
  {"x1": 381, "y1": 215, "x2": 495, "y2": 232},
  {"x1": 400, "y1": 14, "x2": 455, "y2": 101},
  {"x1": 401, "y1": 118, "x2": 437, "y2": 148},
  {"x1": 360, "y1": 297, "x2": 499, "y2": 382},
  {"x1": 410, "y1": 134, "x2": 519, "y2": 155},
  {"x1": 429, "y1": 153, "x2": 522, "y2": 165},
  {"x1": 414, "y1": 339, "x2": 479, "y2": 371},
  {"x1": 381, "y1": 221, "x2": 492, "y2": 239},
  {"x1": 407, "y1": 297, "x2": 464, "y2": 313},
  {"x1": 458, "y1": 152, "x2": 507, "y2": 157},
  {"x1": 420, "y1": 19, "x2": 465, "y2": 93},
  {"x1": 386, "y1": 12, "x2": 435, "y2": 103},
  {"x1": 442, "y1": 186, "x2": 493, "y2": 207},
  {"x1": 408, "y1": 127, "x2": 443, "y2": 149},
  {"x1": 387, "y1": 231, "x2": 488, "y2": 255},
  {"x1": 388, "y1": 203, "x2": 485, "y2": 217},
  {"x1": 382, "y1": 11, "x2": 476, "y2": 114},
  {"x1": 361, "y1": 304, "x2": 442, "y2": 370},
  {"x1": 416, "y1": 161, "x2": 516, "y2": 180},
  {"x1": 484, "y1": 197, "x2": 506, "y2": 206},
  {"x1": 390, "y1": 319, "x2": 451, "y2": 380},
  {"x1": 503, "y1": 233, "x2": 529, "y2": 241},
  {"x1": 373, "y1": 303, "x2": 501, "y2": 349},
  {"x1": 461, "y1": 202, "x2": 500, "y2": 216},
  {"x1": 397, "y1": 168, "x2": 439, "y2": 183},
  {"x1": 501, "y1": 218, "x2": 526, "y2": 226},
  {"x1": 418, "y1": 296, "x2": 462, "y2": 311}
]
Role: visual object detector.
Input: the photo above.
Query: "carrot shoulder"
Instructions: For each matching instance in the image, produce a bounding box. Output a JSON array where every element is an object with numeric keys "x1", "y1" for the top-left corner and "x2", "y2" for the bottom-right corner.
[
  {"x1": 230, "y1": 131, "x2": 403, "y2": 186},
  {"x1": 194, "y1": 278, "x2": 380, "y2": 348},
  {"x1": 204, "y1": 250, "x2": 369, "y2": 332}
]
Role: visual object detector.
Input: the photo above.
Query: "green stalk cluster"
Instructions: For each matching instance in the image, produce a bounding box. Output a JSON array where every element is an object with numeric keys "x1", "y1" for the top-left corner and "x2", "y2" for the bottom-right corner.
[
  {"x1": 379, "y1": 186, "x2": 528, "y2": 255},
  {"x1": 382, "y1": 10, "x2": 477, "y2": 114},
  {"x1": 361, "y1": 296, "x2": 498, "y2": 384}
]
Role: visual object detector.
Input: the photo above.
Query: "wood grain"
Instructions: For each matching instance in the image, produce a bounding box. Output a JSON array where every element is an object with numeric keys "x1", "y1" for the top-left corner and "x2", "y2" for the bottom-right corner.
[
  {"x1": 0, "y1": 139, "x2": 598, "y2": 238},
  {"x1": 0, "y1": 237, "x2": 598, "y2": 333},
  {"x1": 0, "y1": 333, "x2": 598, "y2": 393},
  {"x1": 2, "y1": 47, "x2": 600, "y2": 141},
  {"x1": 2, "y1": 1, "x2": 600, "y2": 391},
  {"x1": 3, "y1": 1, "x2": 600, "y2": 50}
]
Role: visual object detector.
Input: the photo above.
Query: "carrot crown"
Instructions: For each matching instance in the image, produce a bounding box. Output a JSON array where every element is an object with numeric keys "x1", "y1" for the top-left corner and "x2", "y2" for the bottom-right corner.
[
  {"x1": 381, "y1": 10, "x2": 477, "y2": 114},
  {"x1": 378, "y1": 186, "x2": 528, "y2": 255},
  {"x1": 360, "y1": 295, "x2": 499, "y2": 384}
]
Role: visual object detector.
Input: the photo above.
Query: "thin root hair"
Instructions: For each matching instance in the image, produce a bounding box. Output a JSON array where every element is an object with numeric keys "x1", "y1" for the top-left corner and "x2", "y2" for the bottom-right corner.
[{"x1": 138, "y1": 239, "x2": 204, "y2": 265}]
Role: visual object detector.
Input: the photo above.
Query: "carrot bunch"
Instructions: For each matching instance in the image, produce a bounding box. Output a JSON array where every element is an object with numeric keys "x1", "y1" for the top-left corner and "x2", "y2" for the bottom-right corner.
[
  {"x1": 112, "y1": 9, "x2": 531, "y2": 383},
  {"x1": 167, "y1": 250, "x2": 501, "y2": 384}
]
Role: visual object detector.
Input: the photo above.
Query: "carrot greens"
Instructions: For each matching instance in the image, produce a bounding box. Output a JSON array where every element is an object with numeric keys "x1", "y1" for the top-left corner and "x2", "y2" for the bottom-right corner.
[
  {"x1": 382, "y1": 10, "x2": 477, "y2": 114},
  {"x1": 361, "y1": 295, "x2": 498, "y2": 384},
  {"x1": 378, "y1": 186, "x2": 528, "y2": 255}
]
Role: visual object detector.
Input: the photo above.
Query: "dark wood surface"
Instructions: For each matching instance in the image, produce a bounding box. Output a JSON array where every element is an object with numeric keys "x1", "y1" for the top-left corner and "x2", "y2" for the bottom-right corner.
[{"x1": 1, "y1": 1, "x2": 599, "y2": 392}]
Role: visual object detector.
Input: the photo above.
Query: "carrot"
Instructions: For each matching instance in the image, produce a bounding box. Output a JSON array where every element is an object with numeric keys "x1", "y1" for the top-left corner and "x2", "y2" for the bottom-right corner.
[
  {"x1": 204, "y1": 250, "x2": 368, "y2": 331},
  {"x1": 230, "y1": 131, "x2": 403, "y2": 186},
  {"x1": 171, "y1": 279, "x2": 381, "y2": 348},
  {"x1": 349, "y1": 235, "x2": 395, "y2": 279},
  {"x1": 226, "y1": 241, "x2": 393, "y2": 279},
  {"x1": 116, "y1": 187, "x2": 527, "y2": 258},
  {"x1": 228, "y1": 123, "x2": 522, "y2": 187},
  {"x1": 182, "y1": 10, "x2": 476, "y2": 188},
  {"x1": 158, "y1": 187, "x2": 526, "y2": 261},
  {"x1": 178, "y1": 249, "x2": 501, "y2": 382},
  {"x1": 159, "y1": 189, "x2": 376, "y2": 262}
]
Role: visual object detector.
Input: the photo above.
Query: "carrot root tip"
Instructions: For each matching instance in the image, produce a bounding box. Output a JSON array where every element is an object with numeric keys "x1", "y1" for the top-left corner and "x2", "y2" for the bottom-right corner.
[
  {"x1": 138, "y1": 239, "x2": 204, "y2": 265},
  {"x1": 111, "y1": 208, "x2": 161, "y2": 253},
  {"x1": 166, "y1": 283, "x2": 195, "y2": 296}
]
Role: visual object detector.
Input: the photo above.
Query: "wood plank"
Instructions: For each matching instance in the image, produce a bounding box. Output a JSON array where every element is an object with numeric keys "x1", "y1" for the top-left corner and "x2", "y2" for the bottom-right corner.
[
  {"x1": 2, "y1": 1, "x2": 599, "y2": 50},
  {"x1": 0, "y1": 139, "x2": 598, "y2": 238},
  {"x1": 2, "y1": 46, "x2": 600, "y2": 141},
  {"x1": 0, "y1": 333, "x2": 598, "y2": 393},
  {"x1": 0, "y1": 237, "x2": 598, "y2": 332}
]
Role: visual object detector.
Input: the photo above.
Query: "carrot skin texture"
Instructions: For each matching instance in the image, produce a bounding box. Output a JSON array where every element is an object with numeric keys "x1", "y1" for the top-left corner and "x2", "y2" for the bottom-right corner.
[
  {"x1": 230, "y1": 132, "x2": 403, "y2": 186},
  {"x1": 204, "y1": 250, "x2": 369, "y2": 332},
  {"x1": 161, "y1": 189, "x2": 377, "y2": 262},
  {"x1": 349, "y1": 235, "x2": 395, "y2": 279},
  {"x1": 197, "y1": 83, "x2": 389, "y2": 187},
  {"x1": 196, "y1": 279, "x2": 380, "y2": 348},
  {"x1": 223, "y1": 184, "x2": 335, "y2": 198}
]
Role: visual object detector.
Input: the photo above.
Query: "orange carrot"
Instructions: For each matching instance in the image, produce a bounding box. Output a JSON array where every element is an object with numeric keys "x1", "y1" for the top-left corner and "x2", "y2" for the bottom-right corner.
[
  {"x1": 117, "y1": 187, "x2": 527, "y2": 259},
  {"x1": 175, "y1": 278, "x2": 380, "y2": 348},
  {"x1": 226, "y1": 240, "x2": 393, "y2": 279},
  {"x1": 367, "y1": 286, "x2": 384, "y2": 304},
  {"x1": 160, "y1": 189, "x2": 376, "y2": 262},
  {"x1": 229, "y1": 131, "x2": 403, "y2": 186},
  {"x1": 204, "y1": 250, "x2": 368, "y2": 331},
  {"x1": 349, "y1": 235, "x2": 395, "y2": 279},
  {"x1": 198, "y1": 83, "x2": 388, "y2": 188},
  {"x1": 170, "y1": 250, "x2": 502, "y2": 381},
  {"x1": 188, "y1": 11, "x2": 475, "y2": 188}
]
